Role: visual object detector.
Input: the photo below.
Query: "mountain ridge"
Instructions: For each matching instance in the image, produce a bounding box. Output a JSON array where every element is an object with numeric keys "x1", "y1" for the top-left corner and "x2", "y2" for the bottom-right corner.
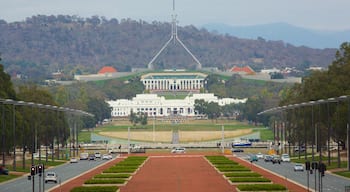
[{"x1": 202, "y1": 22, "x2": 350, "y2": 49}]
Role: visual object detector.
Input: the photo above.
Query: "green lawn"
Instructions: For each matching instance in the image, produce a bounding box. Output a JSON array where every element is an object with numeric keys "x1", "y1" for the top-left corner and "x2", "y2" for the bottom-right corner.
[{"x1": 0, "y1": 174, "x2": 20, "y2": 183}]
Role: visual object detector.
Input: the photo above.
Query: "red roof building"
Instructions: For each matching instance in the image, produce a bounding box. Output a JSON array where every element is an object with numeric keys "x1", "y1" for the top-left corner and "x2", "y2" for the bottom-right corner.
[
  {"x1": 98, "y1": 66, "x2": 117, "y2": 74},
  {"x1": 230, "y1": 66, "x2": 255, "y2": 74}
]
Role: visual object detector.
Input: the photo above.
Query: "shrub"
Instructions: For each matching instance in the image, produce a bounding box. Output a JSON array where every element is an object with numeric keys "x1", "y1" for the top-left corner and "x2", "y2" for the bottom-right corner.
[
  {"x1": 70, "y1": 186, "x2": 118, "y2": 192},
  {"x1": 84, "y1": 178, "x2": 126, "y2": 184},
  {"x1": 224, "y1": 172, "x2": 261, "y2": 177},
  {"x1": 237, "y1": 184, "x2": 286, "y2": 191},
  {"x1": 229, "y1": 177, "x2": 270, "y2": 182}
]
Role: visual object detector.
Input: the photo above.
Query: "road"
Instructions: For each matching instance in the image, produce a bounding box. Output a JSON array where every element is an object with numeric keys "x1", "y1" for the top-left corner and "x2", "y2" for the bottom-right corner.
[
  {"x1": 0, "y1": 157, "x2": 114, "y2": 192},
  {"x1": 236, "y1": 153, "x2": 350, "y2": 192}
]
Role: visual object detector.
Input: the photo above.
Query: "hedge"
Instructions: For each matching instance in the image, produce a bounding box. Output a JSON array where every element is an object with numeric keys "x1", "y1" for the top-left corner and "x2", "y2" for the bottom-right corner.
[
  {"x1": 94, "y1": 174, "x2": 131, "y2": 178},
  {"x1": 84, "y1": 178, "x2": 126, "y2": 184},
  {"x1": 229, "y1": 177, "x2": 270, "y2": 183},
  {"x1": 224, "y1": 172, "x2": 261, "y2": 177},
  {"x1": 237, "y1": 184, "x2": 287, "y2": 191},
  {"x1": 70, "y1": 186, "x2": 118, "y2": 192}
]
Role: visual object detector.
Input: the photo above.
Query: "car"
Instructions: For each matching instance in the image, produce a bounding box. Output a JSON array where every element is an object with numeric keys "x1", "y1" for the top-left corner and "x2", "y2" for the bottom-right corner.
[
  {"x1": 94, "y1": 152, "x2": 101, "y2": 158},
  {"x1": 89, "y1": 154, "x2": 95, "y2": 160},
  {"x1": 281, "y1": 154, "x2": 290, "y2": 162},
  {"x1": 271, "y1": 155, "x2": 281, "y2": 164},
  {"x1": 44, "y1": 172, "x2": 58, "y2": 183},
  {"x1": 232, "y1": 148, "x2": 244, "y2": 153},
  {"x1": 294, "y1": 163, "x2": 304, "y2": 171},
  {"x1": 79, "y1": 152, "x2": 89, "y2": 160},
  {"x1": 171, "y1": 148, "x2": 186, "y2": 153},
  {"x1": 70, "y1": 157, "x2": 78, "y2": 163},
  {"x1": 294, "y1": 146, "x2": 306, "y2": 152},
  {"x1": 256, "y1": 152, "x2": 264, "y2": 159},
  {"x1": 248, "y1": 154, "x2": 258, "y2": 162},
  {"x1": 264, "y1": 155, "x2": 273, "y2": 162},
  {"x1": 0, "y1": 166, "x2": 9, "y2": 175},
  {"x1": 102, "y1": 154, "x2": 113, "y2": 160}
]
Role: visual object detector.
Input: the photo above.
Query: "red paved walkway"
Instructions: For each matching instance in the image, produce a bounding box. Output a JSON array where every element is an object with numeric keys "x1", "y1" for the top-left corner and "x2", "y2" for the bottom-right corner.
[{"x1": 120, "y1": 155, "x2": 236, "y2": 192}]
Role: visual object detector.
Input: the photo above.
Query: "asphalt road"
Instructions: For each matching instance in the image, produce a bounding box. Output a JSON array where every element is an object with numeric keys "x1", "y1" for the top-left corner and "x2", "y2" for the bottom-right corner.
[
  {"x1": 236, "y1": 153, "x2": 350, "y2": 192},
  {"x1": 0, "y1": 157, "x2": 114, "y2": 192}
]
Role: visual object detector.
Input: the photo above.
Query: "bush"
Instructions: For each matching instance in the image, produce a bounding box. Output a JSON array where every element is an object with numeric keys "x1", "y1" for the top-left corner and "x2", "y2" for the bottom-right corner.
[
  {"x1": 225, "y1": 172, "x2": 261, "y2": 177},
  {"x1": 229, "y1": 177, "x2": 270, "y2": 182},
  {"x1": 94, "y1": 174, "x2": 131, "y2": 179},
  {"x1": 70, "y1": 186, "x2": 118, "y2": 192},
  {"x1": 84, "y1": 178, "x2": 126, "y2": 184},
  {"x1": 237, "y1": 184, "x2": 286, "y2": 191}
]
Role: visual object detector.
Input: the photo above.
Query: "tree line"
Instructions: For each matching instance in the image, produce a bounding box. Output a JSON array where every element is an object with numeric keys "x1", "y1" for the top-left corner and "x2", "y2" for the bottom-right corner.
[{"x1": 259, "y1": 42, "x2": 350, "y2": 166}]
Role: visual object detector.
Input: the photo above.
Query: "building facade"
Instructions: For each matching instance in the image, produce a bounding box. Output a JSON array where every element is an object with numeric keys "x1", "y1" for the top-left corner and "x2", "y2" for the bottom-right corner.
[
  {"x1": 140, "y1": 72, "x2": 207, "y2": 93},
  {"x1": 107, "y1": 93, "x2": 247, "y2": 118}
]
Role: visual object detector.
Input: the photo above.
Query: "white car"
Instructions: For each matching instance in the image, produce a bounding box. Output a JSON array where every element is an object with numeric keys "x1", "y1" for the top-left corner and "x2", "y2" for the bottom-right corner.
[
  {"x1": 256, "y1": 152, "x2": 264, "y2": 159},
  {"x1": 171, "y1": 148, "x2": 186, "y2": 153},
  {"x1": 102, "y1": 154, "x2": 112, "y2": 160},
  {"x1": 294, "y1": 163, "x2": 304, "y2": 171},
  {"x1": 281, "y1": 154, "x2": 291, "y2": 162},
  {"x1": 45, "y1": 172, "x2": 58, "y2": 183},
  {"x1": 70, "y1": 157, "x2": 78, "y2": 163},
  {"x1": 94, "y1": 152, "x2": 101, "y2": 158}
]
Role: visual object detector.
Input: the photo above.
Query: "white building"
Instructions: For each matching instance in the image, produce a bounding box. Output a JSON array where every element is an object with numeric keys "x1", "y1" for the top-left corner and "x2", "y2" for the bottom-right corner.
[
  {"x1": 107, "y1": 93, "x2": 247, "y2": 117},
  {"x1": 140, "y1": 72, "x2": 207, "y2": 93}
]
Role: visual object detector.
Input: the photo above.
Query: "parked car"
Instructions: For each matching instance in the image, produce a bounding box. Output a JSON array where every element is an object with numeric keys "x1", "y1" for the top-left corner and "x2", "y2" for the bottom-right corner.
[
  {"x1": 0, "y1": 166, "x2": 9, "y2": 175},
  {"x1": 102, "y1": 154, "x2": 113, "y2": 160},
  {"x1": 232, "y1": 148, "x2": 244, "y2": 153},
  {"x1": 294, "y1": 146, "x2": 306, "y2": 152},
  {"x1": 70, "y1": 157, "x2": 78, "y2": 163},
  {"x1": 271, "y1": 155, "x2": 281, "y2": 164},
  {"x1": 44, "y1": 172, "x2": 58, "y2": 183},
  {"x1": 256, "y1": 152, "x2": 264, "y2": 159},
  {"x1": 281, "y1": 154, "x2": 291, "y2": 162},
  {"x1": 171, "y1": 148, "x2": 186, "y2": 153},
  {"x1": 264, "y1": 155, "x2": 273, "y2": 162},
  {"x1": 294, "y1": 163, "x2": 304, "y2": 171},
  {"x1": 94, "y1": 152, "x2": 101, "y2": 158}
]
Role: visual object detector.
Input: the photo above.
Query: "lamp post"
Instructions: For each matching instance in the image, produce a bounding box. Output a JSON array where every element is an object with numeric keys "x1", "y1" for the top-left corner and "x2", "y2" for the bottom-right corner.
[{"x1": 338, "y1": 95, "x2": 350, "y2": 170}]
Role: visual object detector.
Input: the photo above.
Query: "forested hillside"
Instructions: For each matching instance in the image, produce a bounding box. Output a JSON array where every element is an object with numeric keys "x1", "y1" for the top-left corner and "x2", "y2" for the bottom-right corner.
[{"x1": 0, "y1": 15, "x2": 337, "y2": 82}]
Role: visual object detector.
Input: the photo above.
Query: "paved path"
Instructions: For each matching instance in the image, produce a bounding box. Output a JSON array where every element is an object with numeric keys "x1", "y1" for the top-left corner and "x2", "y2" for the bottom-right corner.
[{"x1": 120, "y1": 155, "x2": 236, "y2": 192}]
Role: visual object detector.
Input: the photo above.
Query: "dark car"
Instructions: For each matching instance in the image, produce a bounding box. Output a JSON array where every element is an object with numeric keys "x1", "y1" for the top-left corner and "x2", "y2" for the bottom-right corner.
[
  {"x1": 271, "y1": 155, "x2": 281, "y2": 164},
  {"x1": 232, "y1": 148, "x2": 244, "y2": 153},
  {"x1": 89, "y1": 154, "x2": 95, "y2": 160},
  {"x1": 0, "y1": 166, "x2": 9, "y2": 175},
  {"x1": 264, "y1": 155, "x2": 273, "y2": 162}
]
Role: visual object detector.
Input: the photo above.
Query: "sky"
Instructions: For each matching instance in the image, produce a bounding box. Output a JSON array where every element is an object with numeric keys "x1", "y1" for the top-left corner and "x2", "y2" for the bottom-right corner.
[{"x1": 1, "y1": 0, "x2": 350, "y2": 31}]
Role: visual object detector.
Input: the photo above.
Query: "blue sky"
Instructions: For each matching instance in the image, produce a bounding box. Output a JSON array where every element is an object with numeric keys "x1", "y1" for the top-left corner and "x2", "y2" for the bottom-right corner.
[{"x1": 1, "y1": 0, "x2": 350, "y2": 31}]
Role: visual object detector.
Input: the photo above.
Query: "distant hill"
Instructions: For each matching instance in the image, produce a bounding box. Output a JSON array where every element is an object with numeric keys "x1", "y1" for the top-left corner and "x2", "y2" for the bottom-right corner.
[
  {"x1": 202, "y1": 22, "x2": 350, "y2": 49},
  {"x1": 0, "y1": 15, "x2": 337, "y2": 82}
]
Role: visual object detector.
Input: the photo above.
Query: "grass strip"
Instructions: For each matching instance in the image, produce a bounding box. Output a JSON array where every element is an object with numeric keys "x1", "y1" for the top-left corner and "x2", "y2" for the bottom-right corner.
[
  {"x1": 224, "y1": 172, "x2": 261, "y2": 177},
  {"x1": 94, "y1": 174, "x2": 131, "y2": 178},
  {"x1": 84, "y1": 178, "x2": 126, "y2": 184},
  {"x1": 70, "y1": 186, "x2": 118, "y2": 192},
  {"x1": 230, "y1": 177, "x2": 270, "y2": 182},
  {"x1": 237, "y1": 184, "x2": 286, "y2": 191}
]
